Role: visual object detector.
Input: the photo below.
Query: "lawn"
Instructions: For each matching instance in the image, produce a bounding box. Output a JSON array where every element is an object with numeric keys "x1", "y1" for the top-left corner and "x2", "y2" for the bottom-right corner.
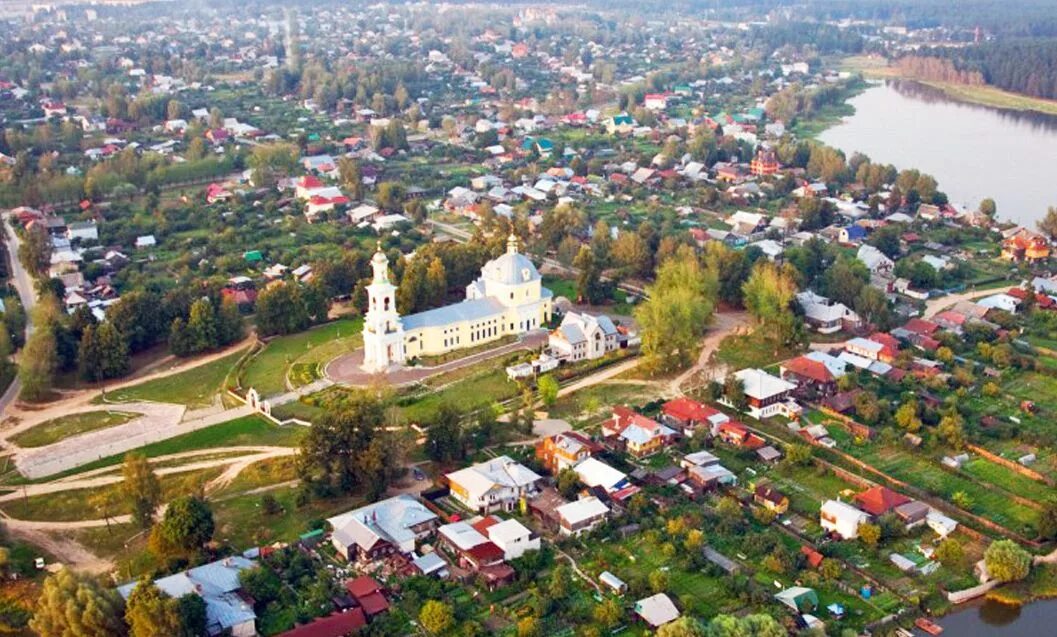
[
  {"x1": 715, "y1": 331, "x2": 805, "y2": 371},
  {"x1": 960, "y1": 458, "x2": 1054, "y2": 505},
  {"x1": 546, "y1": 382, "x2": 655, "y2": 424},
  {"x1": 9, "y1": 410, "x2": 138, "y2": 448},
  {"x1": 241, "y1": 318, "x2": 362, "y2": 396},
  {"x1": 0, "y1": 468, "x2": 222, "y2": 522},
  {"x1": 42, "y1": 415, "x2": 306, "y2": 479},
  {"x1": 396, "y1": 367, "x2": 521, "y2": 423},
  {"x1": 210, "y1": 484, "x2": 360, "y2": 550},
  {"x1": 100, "y1": 348, "x2": 247, "y2": 408}
]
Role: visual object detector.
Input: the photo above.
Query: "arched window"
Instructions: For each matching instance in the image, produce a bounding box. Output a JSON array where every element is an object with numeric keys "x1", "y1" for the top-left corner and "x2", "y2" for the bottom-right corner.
[{"x1": 383, "y1": 297, "x2": 390, "y2": 311}]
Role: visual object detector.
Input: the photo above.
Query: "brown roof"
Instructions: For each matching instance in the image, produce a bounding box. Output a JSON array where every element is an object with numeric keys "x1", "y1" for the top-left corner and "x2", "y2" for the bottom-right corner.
[
  {"x1": 853, "y1": 486, "x2": 910, "y2": 517},
  {"x1": 277, "y1": 609, "x2": 367, "y2": 637}
]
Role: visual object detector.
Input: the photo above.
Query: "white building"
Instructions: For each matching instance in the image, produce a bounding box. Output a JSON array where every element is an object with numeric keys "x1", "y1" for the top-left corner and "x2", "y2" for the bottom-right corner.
[
  {"x1": 726, "y1": 368, "x2": 798, "y2": 419},
  {"x1": 485, "y1": 518, "x2": 539, "y2": 560},
  {"x1": 549, "y1": 311, "x2": 619, "y2": 362},
  {"x1": 362, "y1": 235, "x2": 553, "y2": 372},
  {"x1": 446, "y1": 456, "x2": 543, "y2": 513},
  {"x1": 573, "y1": 457, "x2": 629, "y2": 493},
  {"x1": 820, "y1": 500, "x2": 870, "y2": 539},
  {"x1": 555, "y1": 496, "x2": 609, "y2": 536},
  {"x1": 326, "y1": 495, "x2": 438, "y2": 562}
]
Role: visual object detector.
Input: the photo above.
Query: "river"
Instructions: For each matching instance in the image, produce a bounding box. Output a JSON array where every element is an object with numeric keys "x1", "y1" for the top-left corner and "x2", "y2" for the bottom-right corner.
[
  {"x1": 818, "y1": 80, "x2": 1057, "y2": 227},
  {"x1": 920, "y1": 597, "x2": 1057, "y2": 635}
]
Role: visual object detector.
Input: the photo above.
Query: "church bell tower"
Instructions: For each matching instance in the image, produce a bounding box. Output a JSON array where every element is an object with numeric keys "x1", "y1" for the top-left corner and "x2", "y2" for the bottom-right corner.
[{"x1": 361, "y1": 244, "x2": 406, "y2": 372}]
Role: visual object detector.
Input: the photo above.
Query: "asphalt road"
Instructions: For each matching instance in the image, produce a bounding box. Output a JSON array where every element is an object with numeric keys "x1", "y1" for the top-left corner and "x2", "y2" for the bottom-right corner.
[{"x1": 0, "y1": 214, "x2": 37, "y2": 416}]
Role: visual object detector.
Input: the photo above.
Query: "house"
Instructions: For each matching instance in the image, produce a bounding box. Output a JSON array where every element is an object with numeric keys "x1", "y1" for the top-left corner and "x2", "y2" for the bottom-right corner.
[
  {"x1": 347, "y1": 203, "x2": 382, "y2": 225},
  {"x1": 135, "y1": 234, "x2": 156, "y2": 249},
  {"x1": 820, "y1": 500, "x2": 870, "y2": 539},
  {"x1": 660, "y1": 397, "x2": 729, "y2": 436},
  {"x1": 726, "y1": 210, "x2": 768, "y2": 237},
  {"x1": 277, "y1": 608, "x2": 367, "y2": 637},
  {"x1": 687, "y1": 464, "x2": 737, "y2": 490},
  {"x1": 116, "y1": 557, "x2": 257, "y2": 637},
  {"x1": 446, "y1": 456, "x2": 542, "y2": 513},
  {"x1": 605, "y1": 114, "x2": 636, "y2": 135},
  {"x1": 839, "y1": 225, "x2": 867, "y2": 245},
  {"x1": 548, "y1": 312, "x2": 619, "y2": 361},
  {"x1": 474, "y1": 516, "x2": 539, "y2": 560},
  {"x1": 780, "y1": 352, "x2": 847, "y2": 396},
  {"x1": 801, "y1": 546, "x2": 825, "y2": 569},
  {"x1": 716, "y1": 420, "x2": 765, "y2": 449},
  {"x1": 1001, "y1": 228, "x2": 1050, "y2": 262},
  {"x1": 857, "y1": 244, "x2": 895, "y2": 276},
  {"x1": 555, "y1": 496, "x2": 609, "y2": 536},
  {"x1": 344, "y1": 576, "x2": 389, "y2": 618},
  {"x1": 927, "y1": 509, "x2": 958, "y2": 538},
  {"x1": 643, "y1": 93, "x2": 670, "y2": 110},
  {"x1": 600, "y1": 571, "x2": 628, "y2": 594},
  {"x1": 603, "y1": 407, "x2": 677, "y2": 457},
  {"x1": 326, "y1": 495, "x2": 439, "y2": 562},
  {"x1": 535, "y1": 430, "x2": 601, "y2": 474},
  {"x1": 845, "y1": 336, "x2": 898, "y2": 363},
  {"x1": 66, "y1": 221, "x2": 98, "y2": 242},
  {"x1": 754, "y1": 484, "x2": 789, "y2": 514},
  {"x1": 775, "y1": 586, "x2": 819, "y2": 613},
  {"x1": 749, "y1": 147, "x2": 779, "y2": 176},
  {"x1": 573, "y1": 457, "x2": 630, "y2": 493},
  {"x1": 437, "y1": 521, "x2": 508, "y2": 573},
  {"x1": 893, "y1": 500, "x2": 929, "y2": 530},
  {"x1": 682, "y1": 450, "x2": 720, "y2": 469},
  {"x1": 796, "y1": 290, "x2": 861, "y2": 334},
  {"x1": 725, "y1": 368, "x2": 798, "y2": 419},
  {"x1": 635, "y1": 593, "x2": 680, "y2": 628},
  {"x1": 853, "y1": 486, "x2": 910, "y2": 517}
]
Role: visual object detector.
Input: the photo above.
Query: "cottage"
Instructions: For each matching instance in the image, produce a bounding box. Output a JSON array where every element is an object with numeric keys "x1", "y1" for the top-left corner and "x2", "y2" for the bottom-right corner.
[
  {"x1": 857, "y1": 244, "x2": 895, "y2": 275},
  {"x1": 725, "y1": 368, "x2": 797, "y2": 419},
  {"x1": 555, "y1": 496, "x2": 609, "y2": 536},
  {"x1": 446, "y1": 456, "x2": 542, "y2": 513},
  {"x1": 660, "y1": 397, "x2": 729, "y2": 436},
  {"x1": 326, "y1": 495, "x2": 439, "y2": 562},
  {"x1": 573, "y1": 457, "x2": 630, "y2": 493},
  {"x1": 780, "y1": 352, "x2": 847, "y2": 396},
  {"x1": 820, "y1": 500, "x2": 870, "y2": 539},
  {"x1": 549, "y1": 312, "x2": 619, "y2": 361},
  {"x1": 635, "y1": 593, "x2": 680, "y2": 628},
  {"x1": 535, "y1": 430, "x2": 601, "y2": 474},
  {"x1": 754, "y1": 484, "x2": 789, "y2": 514},
  {"x1": 853, "y1": 486, "x2": 910, "y2": 517},
  {"x1": 796, "y1": 290, "x2": 861, "y2": 334},
  {"x1": 604, "y1": 407, "x2": 677, "y2": 457},
  {"x1": 474, "y1": 516, "x2": 539, "y2": 560}
]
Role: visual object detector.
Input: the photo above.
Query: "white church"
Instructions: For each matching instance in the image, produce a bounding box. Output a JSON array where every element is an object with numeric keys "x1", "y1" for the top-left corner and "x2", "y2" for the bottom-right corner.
[{"x1": 362, "y1": 235, "x2": 553, "y2": 372}]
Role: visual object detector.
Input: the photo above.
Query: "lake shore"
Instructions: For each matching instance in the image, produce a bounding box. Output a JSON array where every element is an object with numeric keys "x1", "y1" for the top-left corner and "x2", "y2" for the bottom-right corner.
[{"x1": 839, "y1": 55, "x2": 1057, "y2": 117}]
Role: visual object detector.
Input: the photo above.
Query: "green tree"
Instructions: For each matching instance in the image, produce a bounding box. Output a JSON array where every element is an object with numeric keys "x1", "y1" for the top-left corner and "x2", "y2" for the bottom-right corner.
[
  {"x1": 537, "y1": 374, "x2": 559, "y2": 406},
  {"x1": 419, "y1": 600, "x2": 455, "y2": 635},
  {"x1": 78, "y1": 322, "x2": 130, "y2": 381},
  {"x1": 656, "y1": 617, "x2": 706, "y2": 637},
  {"x1": 122, "y1": 452, "x2": 161, "y2": 528},
  {"x1": 238, "y1": 566, "x2": 282, "y2": 605},
  {"x1": 592, "y1": 598, "x2": 623, "y2": 629},
  {"x1": 634, "y1": 248, "x2": 718, "y2": 373},
  {"x1": 17, "y1": 224, "x2": 51, "y2": 275},
  {"x1": 1039, "y1": 501, "x2": 1057, "y2": 540},
  {"x1": 255, "y1": 282, "x2": 312, "y2": 336},
  {"x1": 984, "y1": 539, "x2": 1032, "y2": 583},
  {"x1": 297, "y1": 395, "x2": 396, "y2": 500},
  {"x1": 556, "y1": 468, "x2": 580, "y2": 499},
  {"x1": 979, "y1": 197, "x2": 997, "y2": 217},
  {"x1": 151, "y1": 496, "x2": 214, "y2": 556},
  {"x1": 337, "y1": 157, "x2": 365, "y2": 200},
  {"x1": 30, "y1": 568, "x2": 128, "y2": 637},
  {"x1": 186, "y1": 298, "x2": 219, "y2": 352},
  {"x1": 723, "y1": 373, "x2": 747, "y2": 411},
  {"x1": 935, "y1": 538, "x2": 965, "y2": 568},
  {"x1": 742, "y1": 261, "x2": 800, "y2": 346},
  {"x1": 18, "y1": 323, "x2": 57, "y2": 401},
  {"x1": 248, "y1": 142, "x2": 298, "y2": 188},
  {"x1": 425, "y1": 403, "x2": 465, "y2": 464},
  {"x1": 125, "y1": 579, "x2": 182, "y2": 637},
  {"x1": 573, "y1": 245, "x2": 605, "y2": 305},
  {"x1": 1039, "y1": 207, "x2": 1057, "y2": 240},
  {"x1": 858, "y1": 522, "x2": 881, "y2": 548}
]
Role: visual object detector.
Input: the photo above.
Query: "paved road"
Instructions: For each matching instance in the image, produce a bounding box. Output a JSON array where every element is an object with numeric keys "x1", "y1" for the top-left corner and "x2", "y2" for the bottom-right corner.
[{"x1": 0, "y1": 214, "x2": 37, "y2": 416}]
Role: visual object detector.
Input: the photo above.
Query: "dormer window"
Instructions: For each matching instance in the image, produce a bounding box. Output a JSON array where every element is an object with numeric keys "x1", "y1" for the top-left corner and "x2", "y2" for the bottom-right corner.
[{"x1": 521, "y1": 268, "x2": 531, "y2": 281}]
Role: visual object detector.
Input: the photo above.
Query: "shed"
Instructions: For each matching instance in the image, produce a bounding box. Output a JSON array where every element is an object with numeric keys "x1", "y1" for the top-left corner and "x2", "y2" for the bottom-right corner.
[
  {"x1": 600, "y1": 571, "x2": 627, "y2": 594},
  {"x1": 776, "y1": 586, "x2": 818, "y2": 613},
  {"x1": 702, "y1": 546, "x2": 740, "y2": 575}
]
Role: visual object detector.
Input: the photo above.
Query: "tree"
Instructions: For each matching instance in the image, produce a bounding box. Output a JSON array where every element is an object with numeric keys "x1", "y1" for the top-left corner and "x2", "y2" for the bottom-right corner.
[
  {"x1": 937, "y1": 413, "x2": 966, "y2": 450},
  {"x1": 723, "y1": 373, "x2": 747, "y2": 411},
  {"x1": 18, "y1": 324, "x2": 56, "y2": 401},
  {"x1": 894, "y1": 402, "x2": 922, "y2": 432},
  {"x1": 537, "y1": 374, "x2": 559, "y2": 406},
  {"x1": 376, "y1": 181, "x2": 405, "y2": 212},
  {"x1": 935, "y1": 538, "x2": 965, "y2": 568},
  {"x1": 1040, "y1": 501, "x2": 1057, "y2": 540},
  {"x1": 858, "y1": 522, "x2": 881, "y2": 548},
  {"x1": 952, "y1": 490, "x2": 974, "y2": 511},
  {"x1": 108, "y1": 291, "x2": 166, "y2": 353},
  {"x1": 78, "y1": 322, "x2": 130, "y2": 381},
  {"x1": 125, "y1": 579, "x2": 182, "y2": 637},
  {"x1": 122, "y1": 452, "x2": 161, "y2": 528},
  {"x1": 419, "y1": 600, "x2": 454, "y2": 635},
  {"x1": 634, "y1": 248, "x2": 718, "y2": 373},
  {"x1": 573, "y1": 245, "x2": 606, "y2": 305},
  {"x1": 742, "y1": 261, "x2": 800, "y2": 347},
  {"x1": 175, "y1": 595, "x2": 206, "y2": 637},
  {"x1": 612, "y1": 231, "x2": 651, "y2": 278},
  {"x1": 337, "y1": 157, "x2": 365, "y2": 200},
  {"x1": 18, "y1": 224, "x2": 51, "y2": 274},
  {"x1": 248, "y1": 143, "x2": 298, "y2": 188},
  {"x1": 30, "y1": 568, "x2": 128, "y2": 637},
  {"x1": 706, "y1": 614, "x2": 784, "y2": 637},
  {"x1": 1039, "y1": 206, "x2": 1057, "y2": 240},
  {"x1": 592, "y1": 598, "x2": 622, "y2": 629},
  {"x1": 255, "y1": 282, "x2": 312, "y2": 336},
  {"x1": 239, "y1": 566, "x2": 282, "y2": 606},
  {"x1": 656, "y1": 617, "x2": 706, "y2": 637},
  {"x1": 426, "y1": 403, "x2": 465, "y2": 464},
  {"x1": 150, "y1": 496, "x2": 214, "y2": 556},
  {"x1": 984, "y1": 539, "x2": 1031, "y2": 583},
  {"x1": 979, "y1": 197, "x2": 997, "y2": 217},
  {"x1": 556, "y1": 468, "x2": 580, "y2": 499},
  {"x1": 819, "y1": 558, "x2": 843, "y2": 580},
  {"x1": 517, "y1": 616, "x2": 540, "y2": 637},
  {"x1": 297, "y1": 395, "x2": 396, "y2": 500},
  {"x1": 648, "y1": 568, "x2": 669, "y2": 594},
  {"x1": 186, "y1": 298, "x2": 219, "y2": 352}
]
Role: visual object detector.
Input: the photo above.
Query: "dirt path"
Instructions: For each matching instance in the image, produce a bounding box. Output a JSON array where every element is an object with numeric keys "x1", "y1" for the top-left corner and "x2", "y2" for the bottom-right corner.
[
  {"x1": 923, "y1": 288, "x2": 1000, "y2": 318},
  {"x1": 669, "y1": 311, "x2": 750, "y2": 395},
  {"x1": 3, "y1": 520, "x2": 116, "y2": 574},
  {"x1": 555, "y1": 356, "x2": 643, "y2": 399}
]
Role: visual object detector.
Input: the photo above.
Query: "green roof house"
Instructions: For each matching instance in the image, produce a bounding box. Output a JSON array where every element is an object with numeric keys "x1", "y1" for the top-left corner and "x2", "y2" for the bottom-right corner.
[{"x1": 243, "y1": 250, "x2": 263, "y2": 263}]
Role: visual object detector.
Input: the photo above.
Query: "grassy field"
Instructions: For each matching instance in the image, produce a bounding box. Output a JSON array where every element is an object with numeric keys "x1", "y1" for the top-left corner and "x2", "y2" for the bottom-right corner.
[
  {"x1": 0, "y1": 468, "x2": 222, "y2": 522},
  {"x1": 10, "y1": 411, "x2": 138, "y2": 448},
  {"x1": 546, "y1": 382, "x2": 655, "y2": 424},
  {"x1": 100, "y1": 348, "x2": 247, "y2": 408},
  {"x1": 396, "y1": 367, "x2": 521, "y2": 423},
  {"x1": 210, "y1": 483, "x2": 360, "y2": 550},
  {"x1": 715, "y1": 331, "x2": 804, "y2": 371},
  {"x1": 241, "y1": 318, "x2": 361, "y2": 396},
  {"x1": 43, "y1": 415, "x2": 306, "y2": 479}
]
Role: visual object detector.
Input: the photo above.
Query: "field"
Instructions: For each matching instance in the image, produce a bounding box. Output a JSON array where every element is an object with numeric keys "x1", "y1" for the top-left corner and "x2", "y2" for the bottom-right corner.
[
  {"x1": 9, "y1": 410, "x2": 137, "y2": 448},
  {"x1": 100, "y1": 348, "x2": 248, "y2": 407},
  {"x1": 715, "y1": 332, "x2": 804, "y2": 371},
  {"x1": 240, "y1": 318, "x2": 362, "y2": 397}
]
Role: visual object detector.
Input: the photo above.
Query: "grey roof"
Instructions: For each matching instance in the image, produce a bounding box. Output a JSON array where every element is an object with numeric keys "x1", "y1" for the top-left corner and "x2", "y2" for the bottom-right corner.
[
  {"x1": 412, "y1": 552, "x2": 448, "y2": 575},
  {"x1": 481, "y1": 251, "x2": 540, "y2": 286},
  {"x1": 402, "y1": 297, "x2": 506, "y2": 331},
  {"x1": 559, "y1": 323, "x2": 587, "y2": 345},
  {"x1": 117, "y1": 557, "x2": 256, "y2": 635},
  {"x1": 327, "y1": 495, "x2": 438, "y2": 553}
]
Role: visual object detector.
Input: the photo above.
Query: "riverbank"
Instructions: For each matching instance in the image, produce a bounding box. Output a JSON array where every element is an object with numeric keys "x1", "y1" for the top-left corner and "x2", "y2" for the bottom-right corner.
[
  {"x1": 839, "y1": 55, "x2": 1057, "y2": 117},
  {"x1": 789, "y1": 79, "x2": 867, "y2": 138}
]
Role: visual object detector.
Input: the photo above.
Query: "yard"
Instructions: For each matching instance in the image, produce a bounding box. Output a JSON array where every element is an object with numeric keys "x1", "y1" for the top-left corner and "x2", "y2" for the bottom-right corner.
[
  {"x1": 9, "y1": 410, "x2": 138, "y2": 448},
  {"x1": 715, "y1": 331, "x2": 805, "y2": 372}
]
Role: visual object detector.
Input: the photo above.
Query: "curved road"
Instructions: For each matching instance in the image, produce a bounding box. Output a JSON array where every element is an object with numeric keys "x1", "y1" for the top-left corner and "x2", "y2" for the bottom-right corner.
[{"x1": 0, "y1": 215, "x2": 37, "y2": 416}]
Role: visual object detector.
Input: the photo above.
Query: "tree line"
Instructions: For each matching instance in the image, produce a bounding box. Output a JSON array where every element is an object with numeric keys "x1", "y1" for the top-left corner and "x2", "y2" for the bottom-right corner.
[{"x1": 901, "y1": 39, "x2": 1057, "y2": 100}]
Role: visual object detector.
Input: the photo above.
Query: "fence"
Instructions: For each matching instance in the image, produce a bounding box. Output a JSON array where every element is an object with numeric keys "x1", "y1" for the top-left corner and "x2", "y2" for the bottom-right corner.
[{"x1": 966, "y1": 443, "x2": 1052, "y2": 486}]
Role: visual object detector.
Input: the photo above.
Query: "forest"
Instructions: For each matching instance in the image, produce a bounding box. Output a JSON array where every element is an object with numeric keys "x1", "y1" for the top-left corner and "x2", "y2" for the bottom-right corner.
[{"x1": 897, "y1": 40, "x2": 1057, "y2": 101}]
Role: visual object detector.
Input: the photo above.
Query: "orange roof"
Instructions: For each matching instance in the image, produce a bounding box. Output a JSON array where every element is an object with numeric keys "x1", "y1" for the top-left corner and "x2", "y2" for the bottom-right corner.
[
  {"x1": 782, "y1": 356, "x2": 835, "y2": 384},
  {"x1": 853, "y1": 486, "x2": 910, "y2": 516},
  {"x1": 662, "y1": 397, "x2": 721, "y2": 423}
]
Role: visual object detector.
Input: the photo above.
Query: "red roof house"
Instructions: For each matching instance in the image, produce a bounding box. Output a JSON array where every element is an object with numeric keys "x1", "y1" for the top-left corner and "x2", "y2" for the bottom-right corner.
[{"x1": 853, "y1": 486, "x2": 910, "y2": 517}]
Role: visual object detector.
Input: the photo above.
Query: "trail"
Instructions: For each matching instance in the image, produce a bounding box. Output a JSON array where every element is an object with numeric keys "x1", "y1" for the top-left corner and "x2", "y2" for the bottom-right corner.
[{"x1": 669, "y1": 311, "x2": 750, "y2": 395}]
